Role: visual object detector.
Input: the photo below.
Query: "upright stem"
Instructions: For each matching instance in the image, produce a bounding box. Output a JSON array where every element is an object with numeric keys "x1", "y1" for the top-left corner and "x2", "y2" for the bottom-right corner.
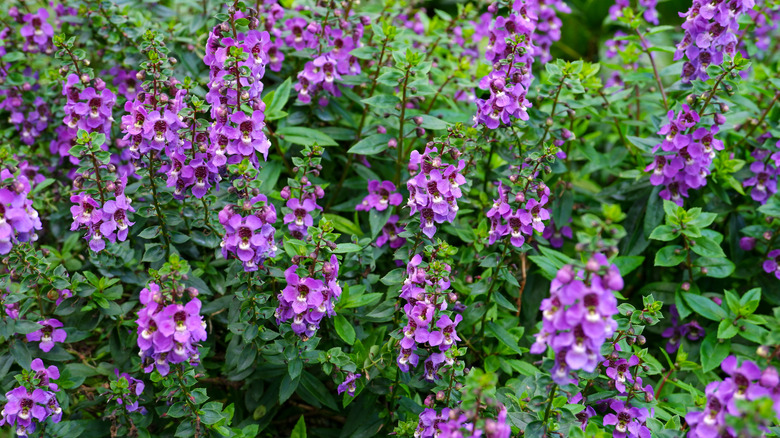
[
  {"x1": 635, "y1": 28, "x2": 669, "y2": 111},
  {"x1": 394, "y1": 65, "x2": 412, "y2": 186},
  {"x1": 732, "y1": 90, "x2": 780, "y2": 151},
  {"x1": 542, "y1": 383, "x2": 558, "y2": 434},
  {"x1": 147, "y1": 154, "x2": 172, "y2": 258}
]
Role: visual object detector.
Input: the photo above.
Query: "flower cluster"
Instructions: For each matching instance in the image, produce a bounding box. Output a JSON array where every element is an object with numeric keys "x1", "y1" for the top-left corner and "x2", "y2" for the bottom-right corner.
[
  {"x1": 531, "y1": 254, "x2": 622, "y2": 384},
  {"x1": 415, "y1": 405, "x2": 510, "y2": 438},
  {"x1": 204, "y1": 20, "x2": 271, "y2": 165},
  {"x1": 406, "y1": 146, "x2": 467, "y2": 239},
  {"x1": 275, "y1": 257, "x2": 342, "y2": 339},
  {"x1": 486, "y1": 179, "x2": 552, "y2": 248},
  {"x1": 528, "y1": 0, "x2": 572, "y2": 63},
  {"x1": 288, "y1": 12, "x2": 364, "y2": 105},
  {"x1": 0, "y1": 168, "x2": 42, "y2": 254},
  {"x1": 397, "y1": 253, "x2": 462, "y2": 381},
  {"x1": 356, "y1": 180, "x2": 403, "y2": 212},
  {"x1": 675, "y1": 0, "x2": 755, "y2": 82},
  {"x1": 661, "y1": 305, "x2": 704, "y2": 353},
  {"x1": 219, "y1": 194, "x2": 278, "y2": 271},
  {"x1": 63, "y1": 73, "x2": 137, "y2": 252},
  {"x1": 686, "y1": 356, "x2": 780, "y2": 437},
  {"x1": 475, "y1": 6, "x2": 536, "y2": 129},
  {"x1": 135, "y1": 283, "x2": 207, "y2": 376},
  {"x1": 26, "y1": 319, "x2": 67, "y2": 353},
  {"x1": 70, "y1": 178, "x2": 135, "y2": 252},
  {"x1": 645, "y1": 105, "x2": 724, "y2": 205},
  {"x1": 0, "y1": 359, "x2": 62, "y2": 438}
]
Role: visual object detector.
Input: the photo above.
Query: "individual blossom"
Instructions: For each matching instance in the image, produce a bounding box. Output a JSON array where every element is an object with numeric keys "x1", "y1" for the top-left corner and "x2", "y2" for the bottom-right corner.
[
  {"x1": 530, "y1": 255, "x2": 621, "y2": 384},
  {"x1": 337, "y1": 372, "x2": 361, "y2": 397},
  {"x1": 603, "y1": 399, "x2": 651, "y2": 438},
  {"x1": 763, "y1": 249, "x2": 780, "y2": 280},
  {"x1": 356, "y1": 180, "x2": 403, "y2": 212},
  {"x1": 661, "y1": 305, "x2": 705, "y2": 353},
  {"x1": 542, "y1": 218, "x2": 573, "y2": 248},
  {"x1": 19, "y1": 8, "x2": 54, "y2": 53},
  {"x1": 30, "y1": 359, "x2": 60, "y2": 391},
  {"x1": 26, "y1": 319, "x2": 67, "y2": 352},
  {"x1": 376, "y1": 215, "x2": 406, "y2": 249},
  {"x1": 604, "y1": 355, "x2": 640, "y2": 393}
]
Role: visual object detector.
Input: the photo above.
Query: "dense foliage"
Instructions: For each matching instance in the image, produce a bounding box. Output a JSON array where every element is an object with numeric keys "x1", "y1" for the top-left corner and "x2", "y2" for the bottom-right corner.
[{"x1": 0, "y1": 0, "x2": 779, "y2": 437}]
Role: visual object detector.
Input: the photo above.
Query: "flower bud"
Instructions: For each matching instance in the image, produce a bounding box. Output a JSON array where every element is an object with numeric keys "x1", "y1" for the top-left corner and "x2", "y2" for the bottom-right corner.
[
  {"x1": 388, "y1": 138, "x2": 398, "y2": 149},
  {"x1": 280, "y1": 186, "x2": 291, "y2": 200}
]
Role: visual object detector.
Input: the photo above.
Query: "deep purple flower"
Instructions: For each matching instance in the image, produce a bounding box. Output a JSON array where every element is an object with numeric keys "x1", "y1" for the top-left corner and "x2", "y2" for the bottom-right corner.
[
  {"x1": 337, "y1": 372, "x2": 361, "y2": 397},
  {"x1": 356, "y1": 180, "x2": 403, "y2": 212}
]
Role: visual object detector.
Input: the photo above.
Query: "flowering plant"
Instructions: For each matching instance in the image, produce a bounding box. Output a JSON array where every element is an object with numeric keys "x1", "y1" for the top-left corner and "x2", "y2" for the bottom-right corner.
[{"x1": 0, "y1": 0, "x2": 780, "y2": 437}]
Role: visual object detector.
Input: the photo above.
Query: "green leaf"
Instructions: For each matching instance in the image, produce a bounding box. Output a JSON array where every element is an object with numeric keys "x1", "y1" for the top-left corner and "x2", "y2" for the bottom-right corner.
[
  {"x1": 276, "y1": 127, "x2": 338, "y2": 146},
  {"x1": 347, "y1": 134, "x2": 394, "y2": 155},
  {"x1": 654, "y1": 245, "x2": 685, "y2": 267},
  {"x1": 291, "y1": 416, "x2": 307, "y2": 438},
  {"x1": 369, "y1": 209, "x2": 392, "y2": 239},
  {"x1": 649, "y1": 225, "x2": 679, "y2": 241},
  {"x1": 323, "y1": 214, "x2": 363, "y2": 237},
  {"x1": 700, "y1": 332, "x2": 731, "y2": 373},
  {"x1": 693, "y1": 257, "x2": 734, "y2": 278},
  {"x1": 361, "y1": 94, "x2": 400, "y2": 108},
  {"x1": 486, "y1": 322, "x2": 523, "y2": 355},
  {"x1": 613, "y1": 256, "x2": 644, "y2": 275},
  {"x1": 264, "y1": 77, "x2": 292, "y2": 120},
  {"x1": 739, "y1": 288, "x2": 761, "y2": 315},
  {"x1": 417, "y1": 115, "x2": 449, "y2": 130},
  {"x1": 682, "y1": 293, "x2": 727, "y2": 321},
  {"x1": 690, "y1": 235, "x2": 725, "y2": 258},
  {"x1": 717, "y1": 319, "x2": 739, "y2": 339},
  {"x1": 142, "y1": 243, "x2": 165, "y2": 263},
  {"x1": 334, "y1": 243, "x2": 363, "y2": 253},
  {"x1": 334, "y1": 315, "x2": 356, "y2": 345}
]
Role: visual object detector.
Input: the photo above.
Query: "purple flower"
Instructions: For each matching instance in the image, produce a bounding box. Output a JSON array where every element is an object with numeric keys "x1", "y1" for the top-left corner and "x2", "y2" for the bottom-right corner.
[
  {"x1": 605, "y1": 355, "x2": 639, "y2": 393},
  {"x1": 26, "y1": 319, "x2": 67, "y2": 352},
  {"x1": 337, "y1": 372, "x2": 361, "y2": 397},
  {"x1": 356, "y1": 180, "x2": 403, "y2": 212},
  {"x1": 531, "y1": 255, "x2": 620, "y2": 384},
  {"x1": 764, "y1": 249, "x2": 780, "y2": 280},
  {"x1": 276, "y1": 262, "x2": 340, "y2": 340},
  {"x1": 31, "y1": 359, "x2": 60, "y2": 391},
  {"x1": 603, "y1": 399, "x2": 651, "y2": 438}
]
